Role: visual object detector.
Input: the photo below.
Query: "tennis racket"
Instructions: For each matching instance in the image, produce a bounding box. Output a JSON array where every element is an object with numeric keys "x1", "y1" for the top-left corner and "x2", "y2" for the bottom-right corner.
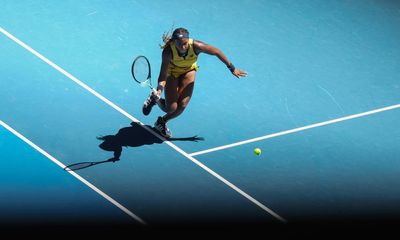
[{"x1": 131, "y1": 55, "x2": 157, "y2": 94}]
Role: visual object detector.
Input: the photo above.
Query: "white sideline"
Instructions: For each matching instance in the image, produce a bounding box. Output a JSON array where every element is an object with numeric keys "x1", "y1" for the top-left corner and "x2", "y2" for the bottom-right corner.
[{"x1": 0, "y1": 120, "x2": 147, "y2": 225}]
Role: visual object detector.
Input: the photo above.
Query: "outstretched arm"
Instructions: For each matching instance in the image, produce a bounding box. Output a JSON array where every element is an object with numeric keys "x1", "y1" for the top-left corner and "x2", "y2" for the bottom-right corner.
[{"x1": 194, "y1": 40, "x2": 247, "y2": 78}]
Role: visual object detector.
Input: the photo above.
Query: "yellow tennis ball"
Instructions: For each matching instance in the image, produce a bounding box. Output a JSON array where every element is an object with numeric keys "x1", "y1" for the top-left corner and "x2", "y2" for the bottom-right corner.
[{"x1": 254, "y1": 148, "x2": 262, "y2": 156}]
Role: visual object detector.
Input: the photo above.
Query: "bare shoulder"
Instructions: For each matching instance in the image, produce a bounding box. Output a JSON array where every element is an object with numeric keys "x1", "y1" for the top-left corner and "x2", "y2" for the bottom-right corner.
[
  {"x1": 162, "y1": 45, "x2": 172, "y2": 60},
  {"x1": 193, "y1": 39, "x2": 219, "y2": 55},
  {"x1": 193, "y1": 39, "x2": 207, "y2": 48},
  {"x1": 193, "y1": 39, "x2": 208, "y2": 54},
  {"x1": 162, "y1": 44, "x2": 172, "y2": 55}
]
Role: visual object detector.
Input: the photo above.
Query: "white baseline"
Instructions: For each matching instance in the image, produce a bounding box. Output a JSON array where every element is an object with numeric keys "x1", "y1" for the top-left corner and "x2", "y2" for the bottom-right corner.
[{"x1": 189, "y1": 104, "x2": 400, "y2": 157}]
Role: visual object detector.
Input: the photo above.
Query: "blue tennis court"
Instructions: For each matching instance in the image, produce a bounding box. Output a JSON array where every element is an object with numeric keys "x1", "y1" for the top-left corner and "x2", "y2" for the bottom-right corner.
[{"x1": 1, "y1": 0, "x2": 400, "y2": 233}]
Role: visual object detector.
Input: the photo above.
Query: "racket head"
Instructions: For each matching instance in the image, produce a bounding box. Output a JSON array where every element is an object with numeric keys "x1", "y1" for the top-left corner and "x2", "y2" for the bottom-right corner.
[
  {"x1": 131, "y1": 55, "x2": 152, "y2": 86},
  {"x1": 64, "y1": 162, "x2": 96, "y2": 171}
]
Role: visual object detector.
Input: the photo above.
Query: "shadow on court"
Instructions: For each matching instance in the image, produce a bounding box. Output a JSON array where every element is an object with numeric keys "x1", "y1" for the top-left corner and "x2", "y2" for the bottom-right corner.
[{"x1": 64, "y1": 122, "x2": 204, "y2": 171}]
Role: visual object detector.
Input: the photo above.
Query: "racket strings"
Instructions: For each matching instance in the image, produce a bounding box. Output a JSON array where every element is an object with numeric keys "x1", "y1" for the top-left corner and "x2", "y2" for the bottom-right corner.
[{"x1": 133, "y1": 58, "x2": 150, "y2": 83}]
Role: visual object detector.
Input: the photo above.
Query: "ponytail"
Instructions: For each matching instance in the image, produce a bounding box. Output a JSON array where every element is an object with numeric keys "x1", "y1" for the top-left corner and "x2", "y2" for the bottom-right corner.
[{"x1": 159, "y1": 32, "x2": 173, "y2": 49}]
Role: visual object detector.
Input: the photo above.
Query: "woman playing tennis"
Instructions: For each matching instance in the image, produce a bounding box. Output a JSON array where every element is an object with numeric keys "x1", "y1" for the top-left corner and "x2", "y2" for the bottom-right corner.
[{"x1": 142, "y1": 27, "x2": 247, "y2": 138}]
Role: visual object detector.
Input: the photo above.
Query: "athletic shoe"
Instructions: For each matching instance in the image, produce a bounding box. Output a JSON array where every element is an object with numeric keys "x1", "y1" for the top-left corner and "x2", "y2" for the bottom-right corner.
[
  {"x1": 142, "y1": 92, "x2": 158, "y2": 116},
  {"x1": 154, "y1": 116, "x2": 172, "y2": 138}
]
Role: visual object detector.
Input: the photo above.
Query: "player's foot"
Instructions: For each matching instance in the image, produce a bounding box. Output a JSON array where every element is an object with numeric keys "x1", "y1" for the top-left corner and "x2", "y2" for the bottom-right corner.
[
  {"x1": 154, "y1": 116, "x2": 172, "y2": 138},
  {"x1": 142, "y1": 92, "x2": 158, "y2": 116}
]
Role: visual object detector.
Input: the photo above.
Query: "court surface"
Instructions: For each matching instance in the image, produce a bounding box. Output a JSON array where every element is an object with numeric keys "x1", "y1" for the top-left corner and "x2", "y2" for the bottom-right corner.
[{"x1": 1, "y1": 0, "x2": 400, "y2": 231}]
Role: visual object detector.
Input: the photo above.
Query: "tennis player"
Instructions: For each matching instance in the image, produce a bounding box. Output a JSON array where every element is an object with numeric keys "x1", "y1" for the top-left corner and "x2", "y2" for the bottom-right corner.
[{"x1": 142, "y1": 27, "x2": 247, "y2": 138}]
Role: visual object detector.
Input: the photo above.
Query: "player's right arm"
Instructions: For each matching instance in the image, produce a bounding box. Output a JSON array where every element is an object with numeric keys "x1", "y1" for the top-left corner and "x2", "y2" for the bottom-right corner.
[{"x1": 156, "y1": 46, "x2": 172, "y2": 97}]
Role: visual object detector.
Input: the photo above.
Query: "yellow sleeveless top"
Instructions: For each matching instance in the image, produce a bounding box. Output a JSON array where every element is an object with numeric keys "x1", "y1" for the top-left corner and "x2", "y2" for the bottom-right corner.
[{"x1": 168, "y1": 38, "x2": 198, "y2": 78}]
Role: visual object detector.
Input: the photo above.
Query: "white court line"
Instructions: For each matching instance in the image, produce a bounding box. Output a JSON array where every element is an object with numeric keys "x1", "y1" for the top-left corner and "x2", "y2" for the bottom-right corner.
[
  {"x1": 189, "y1": 104, "x2": 400, "y2": 157},
  {"x1": 0, "y1": 27, "x2": 286, "y2": 223},
  {"x1": 0, "y1": 120, "x2": 146, "y2": 225}
]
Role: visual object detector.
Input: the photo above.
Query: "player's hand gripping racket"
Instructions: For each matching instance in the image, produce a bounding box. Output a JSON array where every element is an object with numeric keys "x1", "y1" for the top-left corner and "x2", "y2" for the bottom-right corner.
[{"x1": 131, "y1": 55, "x2": 157, "y2": 94}]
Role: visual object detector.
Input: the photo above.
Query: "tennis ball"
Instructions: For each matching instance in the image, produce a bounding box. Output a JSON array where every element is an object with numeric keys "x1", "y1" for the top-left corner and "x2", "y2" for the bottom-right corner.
[{"x1": 254, "y1": 148, "x2": 262, "y2": 156}]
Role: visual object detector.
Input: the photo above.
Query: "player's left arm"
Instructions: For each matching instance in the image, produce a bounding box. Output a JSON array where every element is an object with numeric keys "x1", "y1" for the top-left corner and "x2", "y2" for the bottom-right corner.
[{"x1": 193, "y1": 40, "x2": 247, "y2": 78}]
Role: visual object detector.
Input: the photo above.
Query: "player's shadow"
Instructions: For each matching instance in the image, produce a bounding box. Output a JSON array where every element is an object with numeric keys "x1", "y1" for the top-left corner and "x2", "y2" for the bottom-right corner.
[
  {"x1": 64, "y1": 122, "x2": 204, "y2": 171},
  {"x1": 98, "y1": 122, "x2": 204, "y2": 160}
]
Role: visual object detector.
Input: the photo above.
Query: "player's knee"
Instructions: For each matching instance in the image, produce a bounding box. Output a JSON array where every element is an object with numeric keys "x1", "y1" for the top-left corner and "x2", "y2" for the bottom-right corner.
[
  {"x1": 179, "y1": 99, "x2": 190, "y2": 109},
  {"x1": 166, "y1": 102, "x2": 178, "y2": 113}
]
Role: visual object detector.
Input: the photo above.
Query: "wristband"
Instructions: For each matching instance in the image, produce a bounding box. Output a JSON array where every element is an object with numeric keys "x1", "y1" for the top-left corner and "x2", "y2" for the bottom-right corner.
[{"x1": 227, "y1": 63, "x2": 235, "y2": 73}]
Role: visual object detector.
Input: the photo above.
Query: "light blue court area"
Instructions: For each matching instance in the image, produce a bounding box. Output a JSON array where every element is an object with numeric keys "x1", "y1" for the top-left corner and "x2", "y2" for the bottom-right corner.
[{"x1": 1, "y1": 0, "x2": 400, "y2": 228}]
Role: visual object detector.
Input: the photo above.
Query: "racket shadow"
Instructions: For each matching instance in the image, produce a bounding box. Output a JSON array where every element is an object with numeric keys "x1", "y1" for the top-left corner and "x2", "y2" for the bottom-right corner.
[
  {"x1": 64, "y1": 122, "x2": 204, "y2": 171},
  {"x1": 64, "y1": 158, "x2": 119, "y2": 171}
]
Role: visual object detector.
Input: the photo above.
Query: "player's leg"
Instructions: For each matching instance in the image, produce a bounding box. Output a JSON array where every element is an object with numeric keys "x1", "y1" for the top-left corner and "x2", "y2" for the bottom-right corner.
[
  {"x1": 163, "y1": 70, "x2": 196, "y2": 122},
  {"x1": 164, "y1": 74, "x2": 180, "y2": 114},
  {"x1": 154, "y1": 70, "x2": 195, "y2": 138},
  {"x1": 154, "y1": 74, "x2": 179, "y2": 137},
  {"x1": 156, "y1": 75, "x2": 176, "y2": 113}
]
